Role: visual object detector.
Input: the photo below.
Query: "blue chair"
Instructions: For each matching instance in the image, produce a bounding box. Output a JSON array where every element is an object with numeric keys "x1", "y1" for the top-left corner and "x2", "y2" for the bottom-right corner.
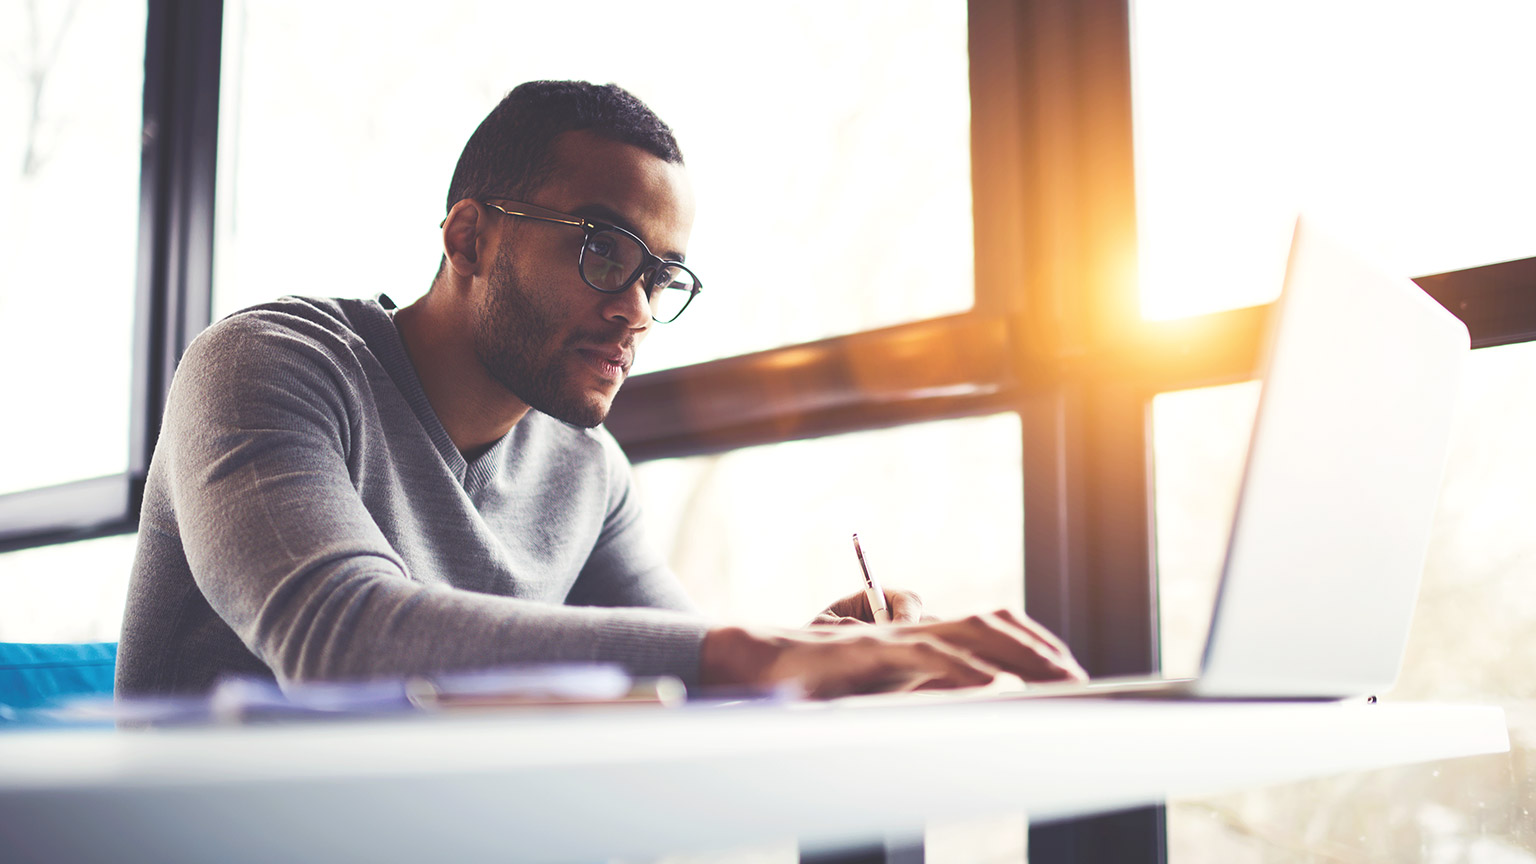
[{"x1": 0, "y1": 642, "x2": 117, "y2": 714}]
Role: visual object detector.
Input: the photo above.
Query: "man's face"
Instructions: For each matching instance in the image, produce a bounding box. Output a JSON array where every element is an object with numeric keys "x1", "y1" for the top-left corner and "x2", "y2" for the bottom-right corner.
[{"x1": 471, "y1": 130, "x2": 695, "y2": 428}]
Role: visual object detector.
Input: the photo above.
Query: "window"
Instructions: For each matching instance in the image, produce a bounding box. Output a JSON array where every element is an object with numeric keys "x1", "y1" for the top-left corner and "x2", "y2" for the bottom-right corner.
[
  {"x1": 635, "y1": 414, "x2": 1024, "y2": 627},
  {"x1": 1133, "y1": 0, "x2": 1536, "y2": 320},
  {"x1": 1151, "y1": 381, "x2": 1260, "y2": 679},
  {"x1": 212, "y1": 0, "x2": 973, "y2": 373},
  {"x1": 1136, "y1": 4, "x2": 1536, "y2": 859},
  {"x1": 1157, "y1": 344, "x2": 1536, "y2": 859},
  {"x1": 0, "y1": 0, "x2": 147, "y2": 496},
  {"x1": 0, "y1": 533, "x2": 138, "y2": 642},
  {"x1": 4, "y1": 4, "x2": 1532, "y2": 862}
]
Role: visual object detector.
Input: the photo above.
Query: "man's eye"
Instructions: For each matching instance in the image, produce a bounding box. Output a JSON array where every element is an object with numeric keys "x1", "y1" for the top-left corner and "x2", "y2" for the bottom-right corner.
[
  {"x1": 586, "y1": 236, "x2": 615, "y2": 258},
  {"x1": 647, "y1": 267, "x2": 679, "y2": 293}
]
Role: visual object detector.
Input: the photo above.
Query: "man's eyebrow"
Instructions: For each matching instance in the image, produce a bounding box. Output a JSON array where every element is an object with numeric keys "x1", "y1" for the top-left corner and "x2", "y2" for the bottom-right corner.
[{"x1": 573, "y1": 204, "x2": 687, "y2": 262}]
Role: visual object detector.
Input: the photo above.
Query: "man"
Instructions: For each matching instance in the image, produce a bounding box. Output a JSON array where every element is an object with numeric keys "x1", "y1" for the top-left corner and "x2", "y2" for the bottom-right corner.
[{"x1": 117, "y1": 80, "x2": 1085, "y2": 700}]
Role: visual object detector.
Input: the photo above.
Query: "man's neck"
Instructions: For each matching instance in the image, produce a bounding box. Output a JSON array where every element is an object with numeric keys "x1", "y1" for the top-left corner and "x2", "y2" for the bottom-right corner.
[{"x1": 393, "y1": 291, "x2": 530, "y2": 459}]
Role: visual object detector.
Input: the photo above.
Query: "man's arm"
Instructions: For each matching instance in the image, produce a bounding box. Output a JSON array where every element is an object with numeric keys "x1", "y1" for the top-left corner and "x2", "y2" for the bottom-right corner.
[
  {"x1": 555, "y1": 433, "x2": 1083, "y2": 696},
  {"x1": 159, "y1": 311, "x2": 709, "y2": 685},
  {"x1": 158, "y1": 310, "x2": 1082, "y2": 697}
]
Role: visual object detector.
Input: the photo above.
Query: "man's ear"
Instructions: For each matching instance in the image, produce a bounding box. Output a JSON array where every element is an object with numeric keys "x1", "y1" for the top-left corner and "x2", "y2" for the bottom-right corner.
[{"x1": 442, "y1": 199, "x2": 492, "y2": 277}]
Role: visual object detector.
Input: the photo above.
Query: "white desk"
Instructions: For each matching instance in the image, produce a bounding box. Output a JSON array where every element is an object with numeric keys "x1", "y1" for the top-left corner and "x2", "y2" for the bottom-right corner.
[{"x1": 0, "y1": 699, "x2": 1508, "y2": 863}]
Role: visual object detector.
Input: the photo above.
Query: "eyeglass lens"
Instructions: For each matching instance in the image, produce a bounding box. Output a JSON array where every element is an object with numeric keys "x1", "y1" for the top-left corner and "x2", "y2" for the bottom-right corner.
[{"x1": 582, "y1": 229, "x2": 697, "y2": 323}]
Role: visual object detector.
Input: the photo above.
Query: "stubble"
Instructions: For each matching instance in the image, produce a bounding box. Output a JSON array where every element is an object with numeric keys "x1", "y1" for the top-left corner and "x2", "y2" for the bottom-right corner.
[{"x1": 472, "y1": 241, "x2": 617, "y2": 429}]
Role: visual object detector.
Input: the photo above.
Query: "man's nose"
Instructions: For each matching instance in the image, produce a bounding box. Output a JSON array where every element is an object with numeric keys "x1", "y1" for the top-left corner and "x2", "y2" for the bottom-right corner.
[{"x1": 600, "y1": 278, "x2": 652, "y2": 328}]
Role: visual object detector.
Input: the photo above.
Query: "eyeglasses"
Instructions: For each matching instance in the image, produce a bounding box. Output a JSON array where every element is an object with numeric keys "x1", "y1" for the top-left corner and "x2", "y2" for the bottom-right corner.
[{"x1": 478, "y1": 199, "x2": 702, "y2": 324}]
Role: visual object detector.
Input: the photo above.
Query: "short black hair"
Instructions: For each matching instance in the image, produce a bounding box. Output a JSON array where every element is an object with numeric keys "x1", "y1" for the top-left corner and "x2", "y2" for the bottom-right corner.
[{"x1": 444, "y1": 80, "x2": 684, "y2": 213}]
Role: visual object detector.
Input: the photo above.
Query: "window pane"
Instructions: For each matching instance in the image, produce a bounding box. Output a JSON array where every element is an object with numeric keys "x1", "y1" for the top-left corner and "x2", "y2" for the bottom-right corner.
[
  {"x1": 1155, "y1": 343, "x2": 1536, "y2": 859},
  {"x1": 1132, "y1": 1, "x2": 1536, "y2": 320},
  {"x1": 212, "y1": 0, "x2": 973, "y2": 373},
  {"x1": 0, "y1": 0, "x2": 145, "y2": 495},
  {"x1": 632, "y1": 415, "x2": 1023, "y2": 628},
  {"x1": 0, "y1": 533, "x2": 138, "y2": 643},
  {"x1": 1152, "y1": 380, "x2": 1260, "y2": 680}
]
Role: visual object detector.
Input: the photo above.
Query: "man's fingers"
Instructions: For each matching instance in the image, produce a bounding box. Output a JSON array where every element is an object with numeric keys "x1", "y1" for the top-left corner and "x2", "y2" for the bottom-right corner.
[
  {"x1": 885, "y1": 589, "x2": 924, "y2": 624},
  {"x1": 991, "y1": 610, "x2": 1090, "y2": 680},
  {"x1": 878, "y1": 639, "x2": 995, "y2": 694},
  {"x1": 906, "y1": 639, "x2": 1002, "y2": 691},
  {"x1": 798, "y1": 633, "x2": 998, "y2": 698},
  {"x1": 811, "y1": 587, "x2": 928, "y2": 626},
  {"x1": 993, "y1": 608, "x2": 1076, "y2": 657},
  {"x1": 924, "y1": 613, "x2": 1087, "y2": 682},
  {"x1": 726, "y1": 609, "x2": 1083, "y2": 700},
  {"x1": 810, "y1": 613, "x2": 870, "y2": 627}
]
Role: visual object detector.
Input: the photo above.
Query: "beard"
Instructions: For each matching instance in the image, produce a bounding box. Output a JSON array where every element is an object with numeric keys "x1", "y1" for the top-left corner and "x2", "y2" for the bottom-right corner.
[{"x1": 472, "y1": 242, "x2": 629, "y2": 429}]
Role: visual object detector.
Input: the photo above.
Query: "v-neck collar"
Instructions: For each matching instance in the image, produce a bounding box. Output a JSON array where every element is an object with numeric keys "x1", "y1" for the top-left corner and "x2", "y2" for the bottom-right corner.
[{"x1": 354, "y1": 294, "x2": 515, "y2": 492}]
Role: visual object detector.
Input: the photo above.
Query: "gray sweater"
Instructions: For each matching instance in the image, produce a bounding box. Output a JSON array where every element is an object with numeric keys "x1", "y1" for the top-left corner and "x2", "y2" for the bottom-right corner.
[{"x1": 116, "y1": 296, "x2": 710, "y2": 697}]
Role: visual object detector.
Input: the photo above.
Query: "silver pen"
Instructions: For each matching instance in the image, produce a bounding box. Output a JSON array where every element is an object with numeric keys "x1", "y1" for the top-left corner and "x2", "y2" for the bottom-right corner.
[{"x1": 851, "y1": 533, "x2": 893, "y2": 624}]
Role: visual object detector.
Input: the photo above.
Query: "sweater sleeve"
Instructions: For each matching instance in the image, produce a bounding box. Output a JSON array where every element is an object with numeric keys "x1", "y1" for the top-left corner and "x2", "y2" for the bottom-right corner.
[{"x1": 161, "y1": 312, "x2": 710, "y2": 686}]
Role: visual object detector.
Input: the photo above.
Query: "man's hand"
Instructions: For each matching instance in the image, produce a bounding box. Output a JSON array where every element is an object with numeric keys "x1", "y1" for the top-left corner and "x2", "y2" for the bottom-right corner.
[
  {"x1": 810, "y1": 589, "x2": 926, "y2": 626},
  {"x1": 700, "y1": 609, "x2": 1088, "y2": 699}
]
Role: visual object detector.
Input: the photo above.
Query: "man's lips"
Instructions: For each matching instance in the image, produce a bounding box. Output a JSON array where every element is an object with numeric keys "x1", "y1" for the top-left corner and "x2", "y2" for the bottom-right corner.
[{"x1": 574, "y1": 344, "x2": 633, "y2": 377}]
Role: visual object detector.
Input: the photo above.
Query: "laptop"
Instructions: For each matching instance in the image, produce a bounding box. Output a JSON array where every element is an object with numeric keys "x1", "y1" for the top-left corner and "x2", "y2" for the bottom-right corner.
[{"x1": 902, "y1": 217, "x2": 1469, "y2": 704}]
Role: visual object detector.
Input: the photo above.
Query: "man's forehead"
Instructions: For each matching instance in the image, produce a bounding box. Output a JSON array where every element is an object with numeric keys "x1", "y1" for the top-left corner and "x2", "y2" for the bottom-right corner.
[{"x1": 537, "y1": 130, "x2": 695, "y2": 254}]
